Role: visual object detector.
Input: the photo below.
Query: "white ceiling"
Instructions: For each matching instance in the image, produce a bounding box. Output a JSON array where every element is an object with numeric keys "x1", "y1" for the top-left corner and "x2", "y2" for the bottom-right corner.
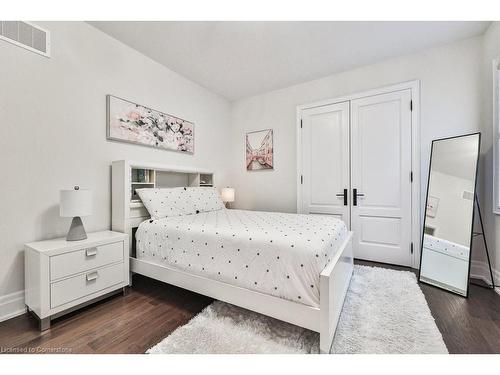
[{"x1": 89, "y1": 21, "x2": 490, "y2": 100}]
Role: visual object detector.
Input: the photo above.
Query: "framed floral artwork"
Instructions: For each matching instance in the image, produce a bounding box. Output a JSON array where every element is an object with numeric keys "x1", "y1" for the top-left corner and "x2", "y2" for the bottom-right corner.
[
  {"x1": 246, "y1": 129, "x2": 273, "y2": 171},
  {"x1": 106, "y1": 95, "x2": 194, "y2": 153}
]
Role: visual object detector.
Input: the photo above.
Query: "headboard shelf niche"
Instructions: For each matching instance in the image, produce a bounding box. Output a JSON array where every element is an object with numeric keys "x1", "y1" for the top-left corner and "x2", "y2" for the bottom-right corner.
[
  {"x1": 200, "y1": 173, "x2": 213, "y2": 187},
  {"x1": 111, "y1": 160, "x2": 215, "y2": 256},
  {"x1": 130, "y1": 169, "x2": 156, "y2": 201}
]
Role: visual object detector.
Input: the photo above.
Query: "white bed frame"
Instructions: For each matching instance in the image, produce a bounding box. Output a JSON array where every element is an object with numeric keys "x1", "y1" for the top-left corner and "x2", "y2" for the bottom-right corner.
[{"x1": 112, "y1": 160, "x2": 354, "y2": 353}]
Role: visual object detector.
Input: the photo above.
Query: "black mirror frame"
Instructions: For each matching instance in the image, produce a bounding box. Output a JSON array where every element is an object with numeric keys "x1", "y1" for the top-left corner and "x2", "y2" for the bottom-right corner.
[{"x1": 418, "y1": 132, "x2": 481, "y2": 298}]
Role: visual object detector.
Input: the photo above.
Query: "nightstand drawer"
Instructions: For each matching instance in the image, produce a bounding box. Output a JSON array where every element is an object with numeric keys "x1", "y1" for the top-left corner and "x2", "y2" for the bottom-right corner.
[
  {"x1": 50, "y1": 263, "x2": 124, "y2": 308},
  {"x1": 50, "y1": 241, "x2": 124, "y2": 281}
]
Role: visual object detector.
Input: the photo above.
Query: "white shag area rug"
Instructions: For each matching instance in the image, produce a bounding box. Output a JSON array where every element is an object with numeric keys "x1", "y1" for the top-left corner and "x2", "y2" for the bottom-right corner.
[{"x1": 148, "y1": 265, "x2": 448, "y2": 354}]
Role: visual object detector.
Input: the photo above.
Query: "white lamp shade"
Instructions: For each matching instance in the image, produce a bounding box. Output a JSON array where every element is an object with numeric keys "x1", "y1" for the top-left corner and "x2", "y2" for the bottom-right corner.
[
  {"x1": 221, "y1": 187, "x2": 235, "y2": 203},
  {"x1": 60, "y1": 188, "x2": 92, "y2": 217}
]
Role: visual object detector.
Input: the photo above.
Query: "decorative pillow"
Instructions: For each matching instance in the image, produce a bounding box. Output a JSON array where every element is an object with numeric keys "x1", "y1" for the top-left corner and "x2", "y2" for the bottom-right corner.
[
  {"x1": 185, "y1": 187, "x2": 226, "y2": 213},
  {"x1": 136, "y1": 187, "x2": 195, "y2": 220}
]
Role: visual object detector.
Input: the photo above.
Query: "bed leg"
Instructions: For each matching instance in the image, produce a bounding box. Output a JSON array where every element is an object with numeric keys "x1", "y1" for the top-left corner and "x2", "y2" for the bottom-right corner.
[
  {"x1": 319, "y1": 339, "x2": 331, "y2": 354},
  {"x1": 319, "y1": 329, "x2": 335, "y2": 354},
  {"x1": 319, "y1": 232, "x2": 354, "y2": 354}
]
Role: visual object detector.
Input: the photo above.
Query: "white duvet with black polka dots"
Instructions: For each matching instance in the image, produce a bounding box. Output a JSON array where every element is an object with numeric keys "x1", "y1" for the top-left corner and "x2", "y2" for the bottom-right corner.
[{"x1": 136, "y1": 209, "x2": 348, "y2": 308}]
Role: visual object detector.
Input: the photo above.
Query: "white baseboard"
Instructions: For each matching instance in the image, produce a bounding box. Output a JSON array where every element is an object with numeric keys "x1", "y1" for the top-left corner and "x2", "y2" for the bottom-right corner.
[
  {"x1": 470, "y1": 260, "x2": 500, "y2": 288},
  {"x1": 0, "y1": 290, "x2": 26, "y2": 322}
]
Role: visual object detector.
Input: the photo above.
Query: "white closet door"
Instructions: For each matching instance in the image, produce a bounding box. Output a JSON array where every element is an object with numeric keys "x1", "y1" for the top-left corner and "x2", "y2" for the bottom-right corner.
[
  {"x1": 350, "y1": 90, "x2": 412, "y2": 266},
  {"x1": 300, "y1": 101, "x2": 350, "y2": 225}
]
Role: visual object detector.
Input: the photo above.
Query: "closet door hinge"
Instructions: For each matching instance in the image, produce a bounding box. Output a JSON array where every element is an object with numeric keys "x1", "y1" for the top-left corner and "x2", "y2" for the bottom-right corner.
[
  {"x1": 300, "y1": 119, "x2": 303, "y2": 129},
  {"x1": 410, "y1": 242, "x2": 414, "y2": 254},
  {"x1": 301, "y1": 175, "x2": 303, "y2": 184},
  {"x1": 410, "y1": 100, "x2": 413, "y2": 111},
  {"x1": 410, "y1": 171, "x2": 413, "y2": 182}
]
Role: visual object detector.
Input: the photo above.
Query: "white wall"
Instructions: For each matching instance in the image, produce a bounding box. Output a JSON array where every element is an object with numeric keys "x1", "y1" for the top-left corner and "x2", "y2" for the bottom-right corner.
[
  {"x1": 230, "y1": 36, "x2": 483, "y2": 215},
  {"x1": 479, "y1": 21, "x2": 500, "y2": 286},
  {"x1": 0, "y1": 22, "x2": 231, "y2": 312}
]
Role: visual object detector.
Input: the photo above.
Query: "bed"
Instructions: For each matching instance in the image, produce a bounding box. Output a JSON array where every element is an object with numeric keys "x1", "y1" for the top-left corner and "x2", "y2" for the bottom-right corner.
[
  {"x1": 137, "y1": 208, "x2": 348, "y2": 308},
  {"x1": 112, "y1": 160, "x2": 354, "y2": 353}
]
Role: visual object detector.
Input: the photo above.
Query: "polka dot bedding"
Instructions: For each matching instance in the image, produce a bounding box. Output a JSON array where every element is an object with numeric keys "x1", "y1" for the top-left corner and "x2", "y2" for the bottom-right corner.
[
  {"x1": 137, "y1": 187, "x2": 225, "y2": 220},
  {"x1": 423, "y1": 234, "x2": 469, "y2": 261},
  {"x1": 186, "y1": 187, "x2": 226, "y2": 213},
  {"x1": 136, "y1": 209, "x2": 348, "y2": 308}
]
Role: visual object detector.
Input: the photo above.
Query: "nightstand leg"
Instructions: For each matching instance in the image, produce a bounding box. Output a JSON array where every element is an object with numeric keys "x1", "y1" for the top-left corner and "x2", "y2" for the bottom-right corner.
[
  {"x1": 40, "y1": 317, "x2": 51, "y2": 331},
  {"x1": 122, "y1": 286, "x2": 129, "y2": 296}
]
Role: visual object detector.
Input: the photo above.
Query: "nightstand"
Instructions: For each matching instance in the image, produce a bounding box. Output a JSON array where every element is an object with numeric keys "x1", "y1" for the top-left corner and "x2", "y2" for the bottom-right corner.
[{"x1": 25, "y1": 230, "x2": 129, "y2": 330}]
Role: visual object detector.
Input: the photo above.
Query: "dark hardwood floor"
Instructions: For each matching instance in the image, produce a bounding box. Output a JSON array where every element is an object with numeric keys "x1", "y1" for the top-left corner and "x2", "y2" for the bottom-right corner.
[
  {"x1": 0, "y1": 276, "x2": 213, "y2": 354},
  {"x1": 1, "y1": 260, "x2": 499, "y2": 354}
]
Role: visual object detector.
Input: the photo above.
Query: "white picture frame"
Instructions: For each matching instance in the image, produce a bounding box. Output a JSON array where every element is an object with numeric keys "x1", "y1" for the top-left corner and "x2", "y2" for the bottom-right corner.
[{"x1": 106, "y1": 95, "x2": 194, "y2": 154}]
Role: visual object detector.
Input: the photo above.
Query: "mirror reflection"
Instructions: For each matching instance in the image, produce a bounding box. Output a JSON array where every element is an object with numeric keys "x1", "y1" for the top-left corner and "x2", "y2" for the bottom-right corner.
[{"x1": 419, "y1": 133, "x2": 480, "y2": 297}]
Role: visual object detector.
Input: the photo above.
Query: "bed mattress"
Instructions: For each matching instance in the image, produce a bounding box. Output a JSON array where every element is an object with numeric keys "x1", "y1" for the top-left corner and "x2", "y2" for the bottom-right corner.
[{"x1": 136, "y1": 209, "x2": 348, "y2": 308}]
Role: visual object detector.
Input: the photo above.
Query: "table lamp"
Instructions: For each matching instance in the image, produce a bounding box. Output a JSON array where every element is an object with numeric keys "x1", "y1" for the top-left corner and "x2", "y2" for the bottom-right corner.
[
  {"x1": 221, "y1": 187, "x2": 235, "y2": 209},
  {"x1": 60, "y1": 186, "x2": 92, "y2": 241}
]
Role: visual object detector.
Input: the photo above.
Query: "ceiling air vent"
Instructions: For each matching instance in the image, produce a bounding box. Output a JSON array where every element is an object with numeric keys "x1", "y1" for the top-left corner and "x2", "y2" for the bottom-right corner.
[{"x1": 0, "y1": 21, "x2": 50, "y2": 57}]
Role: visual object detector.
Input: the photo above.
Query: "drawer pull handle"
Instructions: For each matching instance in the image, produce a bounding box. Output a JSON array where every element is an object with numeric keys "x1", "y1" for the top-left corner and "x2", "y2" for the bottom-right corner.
[
  {"x1": 86, "y1": 248, "x2": 98, "y2": 257},
  {"x1": 86, "y1": 272, "x2": 99, "y2": 281}
]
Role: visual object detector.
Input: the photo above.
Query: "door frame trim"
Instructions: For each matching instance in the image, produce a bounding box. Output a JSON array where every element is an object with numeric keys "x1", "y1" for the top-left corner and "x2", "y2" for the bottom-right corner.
[{"x1": 296, "y1": 80, "x2": 421, "y2": 269}]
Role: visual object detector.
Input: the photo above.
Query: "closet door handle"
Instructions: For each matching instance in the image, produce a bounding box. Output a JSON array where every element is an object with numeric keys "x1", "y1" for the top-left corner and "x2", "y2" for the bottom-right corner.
[
  {"x1": 336, "y1": 189, "x2": 348, "y2": 206},
  {"x1": 353, "y1": 189, "x2": 365, "y2": 206}
]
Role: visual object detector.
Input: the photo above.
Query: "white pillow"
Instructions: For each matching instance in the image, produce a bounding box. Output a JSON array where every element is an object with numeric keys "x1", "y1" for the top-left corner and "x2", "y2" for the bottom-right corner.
[
  {"x1": 186, "y1": 187, "x2": 226, "y2": 213},
  {"x1": 136, "y1": 187, "x2": 195, "y2": 220}
]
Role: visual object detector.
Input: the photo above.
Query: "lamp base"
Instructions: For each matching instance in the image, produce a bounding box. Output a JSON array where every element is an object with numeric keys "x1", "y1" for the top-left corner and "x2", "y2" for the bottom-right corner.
[{"x1": 66, "y1": 216, "x2": 87, "y2": 241}]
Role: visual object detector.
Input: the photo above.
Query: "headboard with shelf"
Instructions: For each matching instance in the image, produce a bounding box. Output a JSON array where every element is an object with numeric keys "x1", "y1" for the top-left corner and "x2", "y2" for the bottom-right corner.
[{"x1": 111, "y1": 160, "x2": 215, "y2": 257}]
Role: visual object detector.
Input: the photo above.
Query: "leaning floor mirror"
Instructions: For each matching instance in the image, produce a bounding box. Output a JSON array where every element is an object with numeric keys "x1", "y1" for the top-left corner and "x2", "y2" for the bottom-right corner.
[{"x1": 419, "y1": 133, "x2": 480, "y2": 297}]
